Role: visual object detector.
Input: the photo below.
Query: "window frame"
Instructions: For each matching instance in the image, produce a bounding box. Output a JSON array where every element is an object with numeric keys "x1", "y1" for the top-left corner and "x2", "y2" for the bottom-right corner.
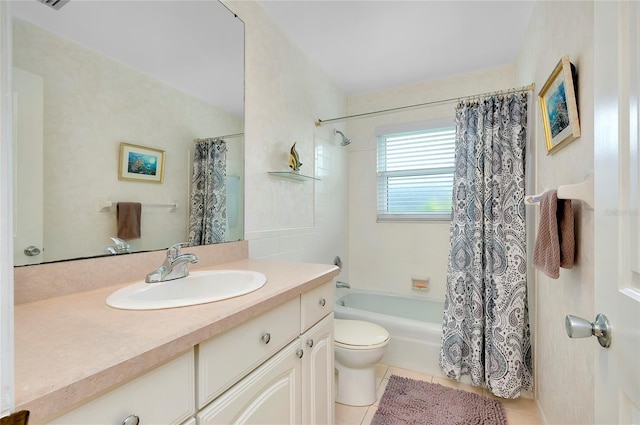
[{"x1": 376, "y1": 118, "x2": 456, "y2": 222}]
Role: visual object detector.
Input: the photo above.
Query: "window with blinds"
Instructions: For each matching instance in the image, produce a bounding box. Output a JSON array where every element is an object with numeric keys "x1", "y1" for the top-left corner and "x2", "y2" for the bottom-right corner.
[{"x1": 376, "y1": 126, "x2": 456, "y2": 221}]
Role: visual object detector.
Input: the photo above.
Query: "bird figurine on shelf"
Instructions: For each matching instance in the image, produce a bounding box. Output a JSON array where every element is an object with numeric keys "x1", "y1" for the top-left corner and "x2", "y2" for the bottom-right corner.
[{"x1": 289, "y1": 142, "x2": 302, "y2": 172}]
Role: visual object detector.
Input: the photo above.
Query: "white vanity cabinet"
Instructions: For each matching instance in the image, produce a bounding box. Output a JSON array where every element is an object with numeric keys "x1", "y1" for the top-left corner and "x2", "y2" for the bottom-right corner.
[
  {"x1": 197, "y1": 313, "x2": 334, "y2": 425},
  {"x1": 47, "y1": 349, "x2": 195, "y2": 425},
  {"x1": 198, "y1": 281, "x2": 335, "y2": 425}
]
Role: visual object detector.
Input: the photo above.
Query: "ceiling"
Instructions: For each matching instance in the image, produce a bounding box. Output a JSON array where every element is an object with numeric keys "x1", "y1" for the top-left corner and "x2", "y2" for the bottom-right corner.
[
  {"x1": 259, "y1": 0, "x2": 536, "y2": 96},
  {"x1": 11, "y1": 0, "x2": 536, "y2": 114}
]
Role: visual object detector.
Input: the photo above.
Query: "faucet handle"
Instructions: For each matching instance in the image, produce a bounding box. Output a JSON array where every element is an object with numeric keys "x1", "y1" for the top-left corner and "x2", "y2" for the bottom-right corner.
[
  {"x1": 111, "y1": 237, "x2": 127, "y2": 247},
  {"x1": 167, "y1": 242, "x2": 191, "y2": 260},
  {"x1": 109, "y1": 237, "x2": 131, "y2": 253}
]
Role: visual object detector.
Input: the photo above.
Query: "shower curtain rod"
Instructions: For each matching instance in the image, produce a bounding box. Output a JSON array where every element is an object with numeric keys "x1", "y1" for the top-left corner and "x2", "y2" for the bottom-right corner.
[
  {"x1": 314, "y1": 83, "x2": 535, "y2": 127},
  {"x1": 193, "y1": 132, "x2": 244, "y2": 142}
]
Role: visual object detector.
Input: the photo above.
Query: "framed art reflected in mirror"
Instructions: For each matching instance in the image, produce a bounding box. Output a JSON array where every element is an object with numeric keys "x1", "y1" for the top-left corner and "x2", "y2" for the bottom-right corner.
[{"x1": 119, "y1": 142, "x2": 165, "y2": 183}]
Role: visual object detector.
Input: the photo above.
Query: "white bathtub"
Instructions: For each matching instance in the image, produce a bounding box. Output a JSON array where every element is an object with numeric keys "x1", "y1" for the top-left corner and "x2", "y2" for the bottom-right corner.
[{"x1": 334, "y1": 290, "x2": 446, "y2": 377}]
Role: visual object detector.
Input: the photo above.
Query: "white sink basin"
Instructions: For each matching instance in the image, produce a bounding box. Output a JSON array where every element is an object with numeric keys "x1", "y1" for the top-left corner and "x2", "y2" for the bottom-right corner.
[{"x1": 106, "y1": 270, "x2": 267, "y2": 310}]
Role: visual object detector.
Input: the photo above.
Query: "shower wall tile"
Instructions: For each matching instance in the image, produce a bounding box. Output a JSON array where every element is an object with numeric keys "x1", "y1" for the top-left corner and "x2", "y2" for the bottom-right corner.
[
  {"x1": 279, "y1": 235, "x2": 300, "y2": 253},
  {"x1": 247, "y1": 235, "x2": 281, "y2": 259}
]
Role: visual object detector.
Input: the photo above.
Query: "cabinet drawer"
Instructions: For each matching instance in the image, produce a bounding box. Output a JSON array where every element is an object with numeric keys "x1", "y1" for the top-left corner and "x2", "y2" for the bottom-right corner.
[
  {"x1": 197, "y1": 297, "x2": 300, "y2": 408},
  {"x1": 300, "y1": 281, "x2": 334, "y2": 332},
  {"x1": 47, "y1": 349, "x2": 195, "y2": 425}
]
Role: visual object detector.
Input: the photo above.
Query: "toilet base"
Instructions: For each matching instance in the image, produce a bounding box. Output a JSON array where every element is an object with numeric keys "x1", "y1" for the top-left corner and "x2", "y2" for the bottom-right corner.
[{"x1": 335, "y1": 361, "x2": 377, "y2": 406}]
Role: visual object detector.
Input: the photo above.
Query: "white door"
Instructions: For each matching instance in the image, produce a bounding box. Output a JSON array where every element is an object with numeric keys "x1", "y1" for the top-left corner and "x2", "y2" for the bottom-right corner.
[
  {"x1": 12, "y1": 67, "x2": 43, "y2": 266},
  {"x1": 594, "y1": 2, "x2": 640, "y2": 423}
]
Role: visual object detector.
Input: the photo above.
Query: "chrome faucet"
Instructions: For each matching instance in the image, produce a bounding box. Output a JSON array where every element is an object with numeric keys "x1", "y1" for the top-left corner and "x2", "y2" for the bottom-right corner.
[
  {"x1": 106, "y1": 237, "x2": 131, "y2": 255},
  {"x1": 145, "y1": 242, "x2": 199, "y2": 283},
  {"x1": 336, "y1": 281, "x2": 350, "y2": 289}
]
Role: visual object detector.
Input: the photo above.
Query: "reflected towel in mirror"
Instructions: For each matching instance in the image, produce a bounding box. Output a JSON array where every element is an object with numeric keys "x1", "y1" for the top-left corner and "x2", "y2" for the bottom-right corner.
[{"x1": 116, "y1": 202, "x2": 141, "y2": 239}]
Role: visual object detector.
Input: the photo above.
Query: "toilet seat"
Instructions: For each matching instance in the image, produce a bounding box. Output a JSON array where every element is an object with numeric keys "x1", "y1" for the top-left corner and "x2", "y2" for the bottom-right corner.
[{"x1": 334, "y1": 319, "x2": 389, "y2": 350}]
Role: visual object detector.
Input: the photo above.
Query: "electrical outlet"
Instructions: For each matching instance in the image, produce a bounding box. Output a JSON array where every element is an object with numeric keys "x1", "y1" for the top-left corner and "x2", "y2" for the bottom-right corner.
[{"x1": 411, "y1": 277, "x2": 429, "y2": 291}]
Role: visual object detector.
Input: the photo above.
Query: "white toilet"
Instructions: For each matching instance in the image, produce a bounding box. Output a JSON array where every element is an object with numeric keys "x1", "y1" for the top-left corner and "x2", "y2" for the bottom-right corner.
[{"x1": 334, "y1": 319, "x2": 390, "y2": 406}]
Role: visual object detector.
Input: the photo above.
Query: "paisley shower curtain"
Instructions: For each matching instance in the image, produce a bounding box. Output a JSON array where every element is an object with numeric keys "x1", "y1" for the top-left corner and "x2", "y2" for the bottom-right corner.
[
  {"x1": 188, "y1": 138, "x2": 227, "y2": 245},
  {"x1": 440, "y1": 93, "x2": 532, "y2": 398}
]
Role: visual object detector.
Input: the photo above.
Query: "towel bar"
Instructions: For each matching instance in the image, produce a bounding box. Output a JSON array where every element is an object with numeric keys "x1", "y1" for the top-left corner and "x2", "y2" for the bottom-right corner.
[
  {"x1": 97, "y1": 199, "x2": 178, "y2": 212},
  {"x1": 524, "y1": 174, "x2": 594, "y2": 209}
]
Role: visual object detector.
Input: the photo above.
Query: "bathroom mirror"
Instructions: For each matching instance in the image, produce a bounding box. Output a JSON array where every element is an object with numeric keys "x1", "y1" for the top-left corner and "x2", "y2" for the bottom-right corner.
[{"x1": 11, "y1": 0, "x2": 244, "y2": 266}]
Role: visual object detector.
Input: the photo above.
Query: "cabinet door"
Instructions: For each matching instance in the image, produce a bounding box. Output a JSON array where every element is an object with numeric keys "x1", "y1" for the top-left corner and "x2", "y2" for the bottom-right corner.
[
  {"x1": 198, "y1": 340, "x2": 302, "y2": 425},
  {"x1": 301, "y1": 313, "x2": 334, "y2": 425}
]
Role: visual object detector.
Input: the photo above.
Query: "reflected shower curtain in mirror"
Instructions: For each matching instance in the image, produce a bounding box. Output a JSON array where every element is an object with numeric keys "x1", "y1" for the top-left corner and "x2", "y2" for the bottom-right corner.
[
  {"x1": 440, "y1": 93, "x2": 532, "y2": 398},
  {"x1": 188, "y1": 138, "x2": 227, "y2": 245}
]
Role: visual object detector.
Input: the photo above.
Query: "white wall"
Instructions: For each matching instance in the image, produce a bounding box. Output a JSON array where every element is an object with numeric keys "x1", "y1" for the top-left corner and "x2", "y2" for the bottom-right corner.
[
  {"x1": 224, "y1": 1, "x2": 349, "y2": 266},
  {"x1": 515, "y1": 2, "x2": 595, "y2": 424},
  {"x1": 346, "y1": 66, "x2": 514, "y2": 299},
  {"x1": 13, "y1": 19, "x2": 243, "y2": 262}
]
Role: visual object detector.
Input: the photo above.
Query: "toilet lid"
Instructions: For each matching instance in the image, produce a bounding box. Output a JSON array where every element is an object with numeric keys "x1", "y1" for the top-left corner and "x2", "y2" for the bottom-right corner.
[{"x1": 334, "y1": 319, "x2": 389, "y2": 347}]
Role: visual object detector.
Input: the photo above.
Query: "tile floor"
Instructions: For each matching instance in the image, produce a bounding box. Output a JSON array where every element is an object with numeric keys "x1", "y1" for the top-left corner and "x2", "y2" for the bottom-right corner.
[{"x1": 335, "y1": 364, "x2": 543, "y2": 425}]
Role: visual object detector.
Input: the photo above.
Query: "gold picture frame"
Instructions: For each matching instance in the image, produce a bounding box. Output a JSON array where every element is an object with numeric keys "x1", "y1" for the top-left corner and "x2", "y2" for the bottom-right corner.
[
  {"x1": 539, "y1": 55, "x2": 581, "y2": 154},
  {"x1": 118, "y1": 142, "x2": 165, "y2": 183}
]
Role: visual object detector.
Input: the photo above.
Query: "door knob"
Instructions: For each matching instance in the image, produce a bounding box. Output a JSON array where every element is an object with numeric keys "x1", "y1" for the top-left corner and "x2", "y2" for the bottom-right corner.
[{"x1": 565, "y1": 313, "x2": 611, "y2": 348}]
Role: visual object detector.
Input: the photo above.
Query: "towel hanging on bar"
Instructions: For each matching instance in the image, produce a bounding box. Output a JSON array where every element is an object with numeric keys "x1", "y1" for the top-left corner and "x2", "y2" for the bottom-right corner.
[
  {"x1": 116, "y1": 202, "x2": 141, "y2": 240},
  {"x1": 532, "y1": 190, "x2": 575, "y2": 279}
]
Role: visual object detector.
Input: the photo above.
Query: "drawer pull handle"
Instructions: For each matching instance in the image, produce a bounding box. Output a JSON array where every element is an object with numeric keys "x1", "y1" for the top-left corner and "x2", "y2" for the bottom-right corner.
[
  {"x1": 306, "y1": 338, "x2": 314, "y2": 348},
  {"x1": 262, "y1": 332, "x2": 271, "y2": 344},
  {"x1": 319, "y1": 298, "x2": 326, "y2": 307},
  {"x1": 296, "y1": 349, "x2": 304, "y2": 359},
  {"x1": 122, "y1": 415, "x2": 140, "y2": 425}
]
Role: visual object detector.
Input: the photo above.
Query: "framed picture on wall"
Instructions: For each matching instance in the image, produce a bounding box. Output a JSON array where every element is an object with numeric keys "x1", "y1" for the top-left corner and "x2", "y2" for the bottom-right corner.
[
  {"x1": 118, "y1": 142, "x2": 165, "y2": 183},
  {"x1": 538, "y1": 55, "x2": 581, "y2": 154}
]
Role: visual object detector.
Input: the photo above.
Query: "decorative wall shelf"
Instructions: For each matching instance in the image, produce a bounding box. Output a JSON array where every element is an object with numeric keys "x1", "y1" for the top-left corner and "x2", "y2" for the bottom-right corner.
[{"x1": 268, "y1": 171, "x2": 320, "y2": 182}]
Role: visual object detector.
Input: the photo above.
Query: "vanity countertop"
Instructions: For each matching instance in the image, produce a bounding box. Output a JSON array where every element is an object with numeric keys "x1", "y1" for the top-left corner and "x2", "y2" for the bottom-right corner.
[{"x1": 14, "y1": 258, "x2": 339, "y2": 423}]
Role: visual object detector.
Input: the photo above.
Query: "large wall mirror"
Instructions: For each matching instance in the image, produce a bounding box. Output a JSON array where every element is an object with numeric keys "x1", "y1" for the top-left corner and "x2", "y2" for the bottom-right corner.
[{"x1": 11, "y1": 0, "x2": 244, "y2": 266}]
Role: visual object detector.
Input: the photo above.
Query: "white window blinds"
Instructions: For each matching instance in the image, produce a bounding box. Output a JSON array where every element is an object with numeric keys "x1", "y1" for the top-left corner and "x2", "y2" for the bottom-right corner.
[{"x1": 376, "y1": 126, "x2": 456, "y2": 221}]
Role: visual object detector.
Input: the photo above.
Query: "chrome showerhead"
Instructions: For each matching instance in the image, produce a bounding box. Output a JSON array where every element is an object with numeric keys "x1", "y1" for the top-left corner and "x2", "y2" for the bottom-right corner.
[{"x1": 334, "y1": 129, "x2": 351, "y2": 146}]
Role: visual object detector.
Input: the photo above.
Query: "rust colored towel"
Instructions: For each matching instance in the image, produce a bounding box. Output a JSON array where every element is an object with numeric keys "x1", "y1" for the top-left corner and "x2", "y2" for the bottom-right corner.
[
  {"x1": 533, "y1": 190, "x2": 575, "y2": 279},
  {"x1": 117, "y1": 202, "x2": 141, "y2": 239}
]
